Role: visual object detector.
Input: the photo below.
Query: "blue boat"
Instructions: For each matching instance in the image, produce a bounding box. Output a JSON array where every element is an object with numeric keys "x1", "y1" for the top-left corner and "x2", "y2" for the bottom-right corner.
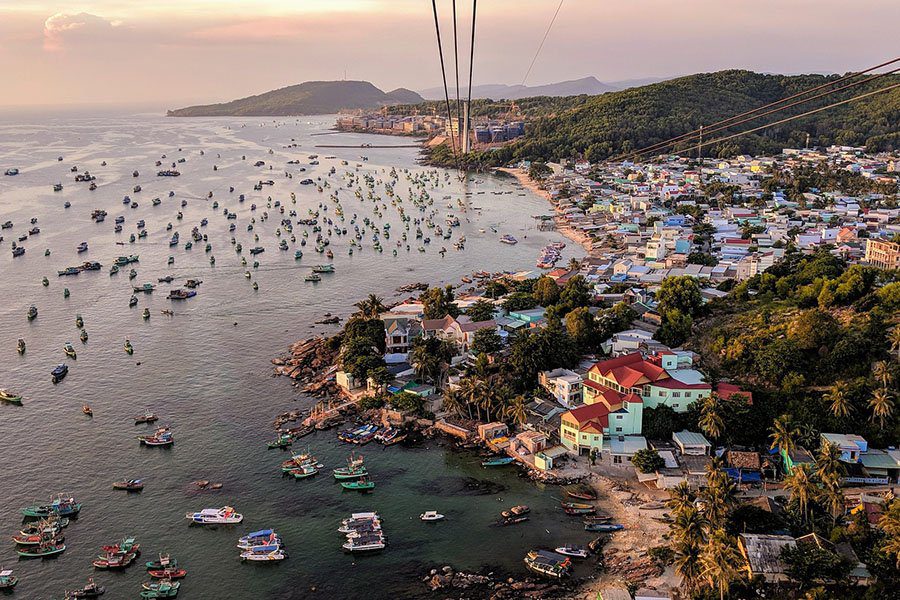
[
  {"x1": 583, "y1": 523, "x2": 624, "y2": 532},
  {"x1": 481, "y1": 456, "x2": 516, "y2": 467},
  {"x1": 51, "y1": 364, "x2": 68, "y2": 384}
]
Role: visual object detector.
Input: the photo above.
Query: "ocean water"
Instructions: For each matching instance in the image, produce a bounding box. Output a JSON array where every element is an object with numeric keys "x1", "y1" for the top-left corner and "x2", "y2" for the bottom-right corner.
[{"x1": 0, "y1": 112, "x2": 588, "y2": 599}]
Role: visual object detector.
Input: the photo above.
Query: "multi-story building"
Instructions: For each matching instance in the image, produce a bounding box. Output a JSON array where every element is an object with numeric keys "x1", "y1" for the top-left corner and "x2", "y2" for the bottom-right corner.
[{"x1": 865, "y1": 239, "x2": 900, "y2": 270}]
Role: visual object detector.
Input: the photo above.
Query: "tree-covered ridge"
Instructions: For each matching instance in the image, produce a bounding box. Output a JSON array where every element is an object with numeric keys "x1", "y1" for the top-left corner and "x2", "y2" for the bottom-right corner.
[{"x1": 422, "y1": 70, "x2": 900, "y2": 167}]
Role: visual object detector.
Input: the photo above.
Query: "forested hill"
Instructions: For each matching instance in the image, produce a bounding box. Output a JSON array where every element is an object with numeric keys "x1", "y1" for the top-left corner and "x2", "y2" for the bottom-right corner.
[
  {"x1": 168, "y1": 81, "x2": 423, "y2": 117},
  {"x1": 424, "y1": 70, "x2": 900, "y2": 166}
]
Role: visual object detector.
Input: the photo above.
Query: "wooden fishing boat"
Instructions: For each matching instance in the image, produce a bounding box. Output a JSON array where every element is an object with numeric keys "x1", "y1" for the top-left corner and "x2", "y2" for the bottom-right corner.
[
  {"x1": 17, "y1": 540, "x2": 66, "y2": 558},
  {"x1": 147, "y1": 567, "x2": 187, "y2": 579},
  {"x1": 12, "y1": 531, "x2": 64, "y2": 546},
  {"x1": 481, "y1": 456, "x2": 515, "y2": 467},
  {"x1": 140, "y1": 580, "x2": 180, "y2": 598},
  {"x1": 134, "y1": 411, "x2": 159, "y2": 424},
  {"x1": 266, "y1": 433, "x2": 293, "y2": 449},
  {"x1": 564, "y1": 483, "x2": 597, "y2": 501},
  {"x1": 340, "y1": 477, "x2": 375, "y2": 491},
  {"x1": 82, "y1": 404, "x2": 93, "y2": 416},
  {"x1": 0, "y1": 389, "x2": 23, "y2": 404},
  {"x1": 639, "y1": 501, "x2": 666, "y2": 510},
  {"x1": 22, "y1": 495, "x2": 81, "y2": 517},
  {"x1": 112, "y1": 479, "x2": 144, "y2": 491},
  {"x1": 0, "y1": 569, "x2": 18, "y2": 589},
  {"x1": 67, "y1": 577, "x2": 105, "y2": 598},
  {"x1": 289, "y1": 464, "x2": 319, "y2": 479},
  {"x1": 145, "y1": 553, "x2": 177, "y2": 570}
]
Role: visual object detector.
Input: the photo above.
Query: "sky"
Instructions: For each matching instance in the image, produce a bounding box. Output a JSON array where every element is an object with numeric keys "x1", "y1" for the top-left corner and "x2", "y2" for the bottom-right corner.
[{"x1": 0, "y1": 0, "x2": 897, "y2": 108}]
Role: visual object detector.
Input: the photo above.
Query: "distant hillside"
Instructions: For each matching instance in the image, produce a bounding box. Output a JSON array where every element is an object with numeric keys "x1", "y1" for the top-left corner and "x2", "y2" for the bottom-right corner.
[
  {"x1": 167, "y1": 81, "x2": 424, "y2": 117},
  {"x1": 419, "y1": 76, "x2": 617, "y2": 100},
  {"x1": 426, "y1": 70, "x2": 900, "y2": 166}
]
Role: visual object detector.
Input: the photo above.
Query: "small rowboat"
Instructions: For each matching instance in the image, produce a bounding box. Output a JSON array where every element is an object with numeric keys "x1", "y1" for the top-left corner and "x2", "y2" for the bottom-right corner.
[
  {"x1": 147, "y1": 567, "x2": 187, "y2": 579},
  {"x1": 639, "y1": 501, "x2": 666, "y2": 510},
  {"x1": 113, "y1": 479, "x2": 144, "y2": 491},
  {"x1": 134, "y1": 411, "x2": 159, "y2": 424},
  {"x1": 583, "y1": 523, "x2": 624, "y2": 532}
]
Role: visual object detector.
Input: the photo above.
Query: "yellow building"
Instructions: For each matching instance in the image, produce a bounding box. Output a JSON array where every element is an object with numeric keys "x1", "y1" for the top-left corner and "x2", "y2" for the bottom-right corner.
[{"x1": 865, "y1": 239, "x2": 900, "y2": 270}]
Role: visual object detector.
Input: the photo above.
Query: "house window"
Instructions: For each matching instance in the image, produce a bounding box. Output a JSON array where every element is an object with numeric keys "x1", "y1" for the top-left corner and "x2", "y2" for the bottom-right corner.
[
  {"x1": 685, "y1": 392, "x2": 692, "y2": 398},
  {"x1": 616, "y1": 415, "x2": 623, "y2": 420},
  {"x1": 672, "y1": 392, "x2": 681, "y2": 398},
  {"x1": 659, "y1": 391, "x2": 668, "y2": 397},
  {"x1": 581, "y1": 434, "x2": 587, "y2": 440},
  {"x1": 615, "y1": 427, "x2": 622, "y2": 433},
  {"x1": 613, "y1": 455, "x2": 622, "y2": 464}
]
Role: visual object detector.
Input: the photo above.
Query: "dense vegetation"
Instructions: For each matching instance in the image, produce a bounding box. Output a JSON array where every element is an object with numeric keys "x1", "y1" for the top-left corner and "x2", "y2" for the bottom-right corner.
[
  {"x1": 421, "y1": 70, "x2": 900, "y2": 167},
  {"x1": 168, "y1": 80, "x2": 423, "y2": 117}
]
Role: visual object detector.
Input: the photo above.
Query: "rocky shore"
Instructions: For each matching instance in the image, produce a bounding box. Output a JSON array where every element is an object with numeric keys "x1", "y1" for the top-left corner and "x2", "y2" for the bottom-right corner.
[
  {"x1": 423, "y1": 565, "x2": 576, "y2": 599},
  {"x1": 271, "y1": 336, "x2": 341, "y2": 397}
]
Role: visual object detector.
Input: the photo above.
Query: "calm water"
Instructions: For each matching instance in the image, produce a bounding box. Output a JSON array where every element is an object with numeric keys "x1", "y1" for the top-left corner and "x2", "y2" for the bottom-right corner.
[{"x1": 0, "y1": 113, "x2": 586, "y2": 599}]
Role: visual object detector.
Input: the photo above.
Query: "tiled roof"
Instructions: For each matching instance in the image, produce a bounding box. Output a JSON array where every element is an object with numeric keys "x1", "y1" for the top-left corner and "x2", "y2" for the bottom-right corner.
[{"x1": 590, "y1": 352, "x2": 667, "y2": 388}]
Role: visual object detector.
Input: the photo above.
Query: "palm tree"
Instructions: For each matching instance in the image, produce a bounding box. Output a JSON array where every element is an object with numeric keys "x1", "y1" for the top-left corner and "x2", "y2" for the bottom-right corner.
[
  {"x1": 504, "y1": 395, "x2": 528, "y2": 428},
  {"x1": 441, "y1": 388, "x2": 462, "y2": 417},
  {"x1": 869, "y1": 388, "x2": 895, "y2": 430},
  {"x1": 353, "y1": 294, "x2": 386, "y2": 319},
  {"x1": 769, "y1": 414, "x2": 798, "y2": 460},
  {"x1": 700, "y1": 529, "x2": 743, "y2": 600},
  {"x1": 671, "y1": 504, "x2": 707, "y2": 547},
  {"x1": 455, "y1": 377, "x2": 482, "y2": 420},
  {"x1": 698, "y1": 394, "x2": 725, "y2": 443},
  {"x1": 889, "y1": 326, "x2": 900, "y2": 362},
  {"x1": 667, "y1": 482, "x2": 696, "y2": 515},
  {"x1": 410, "y1": 343, "x2": 439, "y2": 384},
  {"x1": 784, "y1": 463, "x2": 816, "y2": 527},
  {"x1": 879, "y1": 499, "x2": 900, "y2": 568},
  {"x1": 673, "y1": 538, "x2": 703, "y2": 596},
  {"x1": 815, "y1": 440, "x2": 845, "y2": 483},
  {"x1": 873, "y1": 360, "x2": 893, "y2": 389},
  {"x1": 819, "y1": 478, "x2": 845, "y2": 529},
  {"x1": 824, "y1": 382, "x2": 853, "y2": 419}
]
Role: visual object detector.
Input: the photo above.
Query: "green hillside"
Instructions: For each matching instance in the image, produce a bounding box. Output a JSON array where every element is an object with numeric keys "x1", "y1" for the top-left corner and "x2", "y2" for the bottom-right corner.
[
  {"x1": 168, "y1": 81, "x2": 423, "y2": 117},
  {"x1": 424, "y1": 70, "x2": 900, "y2": 166}
]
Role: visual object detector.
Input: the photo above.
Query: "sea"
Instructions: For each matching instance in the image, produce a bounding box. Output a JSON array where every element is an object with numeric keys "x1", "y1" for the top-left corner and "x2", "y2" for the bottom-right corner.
[{"x1": 0, "y1": 110, "x2": 588, "y2": 599}]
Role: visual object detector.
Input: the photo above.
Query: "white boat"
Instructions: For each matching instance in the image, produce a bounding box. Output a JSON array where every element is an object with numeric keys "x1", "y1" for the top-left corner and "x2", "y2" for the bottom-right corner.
[
  {"x1": 186, "y1": 506, "x2": 243, "y2": 524},
  {"x1": 240, "y1": 546, "x2": 285, "y2": 561},
  {"x1": 420, "y1": 511, "x2": 445, "y2": 522},
  {"x1": 237, "y1": 529, "x2": 281, "y2": 550},
  {"x1": 342, "y1": 539, "x2": 385, "y2": 552},
  {"x1": 554, "y1": 544, "x2": 589, "y2": 558}
]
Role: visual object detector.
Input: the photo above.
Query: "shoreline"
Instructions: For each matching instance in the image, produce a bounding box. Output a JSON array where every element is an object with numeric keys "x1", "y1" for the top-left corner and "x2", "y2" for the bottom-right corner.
[{"x1": 496, "y1": 167, "x2": 595, "y2": 256}]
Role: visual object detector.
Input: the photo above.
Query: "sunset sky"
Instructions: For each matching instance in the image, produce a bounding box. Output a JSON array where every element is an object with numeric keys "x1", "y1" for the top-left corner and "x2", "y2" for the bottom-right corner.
[{"x1": 0, "y1": 0, "x2": 897, "y2": 108}]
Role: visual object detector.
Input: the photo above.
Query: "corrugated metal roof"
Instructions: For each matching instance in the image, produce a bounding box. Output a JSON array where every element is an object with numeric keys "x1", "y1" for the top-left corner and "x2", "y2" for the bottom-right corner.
[{"x1": 673, "y1": 430, "x2": 710, "y2": 448}]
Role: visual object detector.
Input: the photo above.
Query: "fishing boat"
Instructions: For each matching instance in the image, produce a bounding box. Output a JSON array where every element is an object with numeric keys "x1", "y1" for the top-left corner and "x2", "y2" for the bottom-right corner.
[
  {"x1": 64, "y1": 287, "x2": 70, "y2": 298},
  {"x1": 143, "y1": 308, "x2": 151, "y2": 320},
  {"x1": 82, "y1": 404, "x2": 92, "y2": 416},
  {"x1": 186, "y1": 506, "x2": 243, "y2": 525},
  {"x1": 27, "y1": 305, "x2": 38, "y2": 320},
  {"x1": 420, "y1": 511, "x2": 444, "y2": 521},
  {"x1": 16, "y1": 540, "x2": 66, "y2": 558},
  {"x1": 499, "y1": 234, "x2": 518, "y2": 245},
  {"x1": 22, "y1": 494, "x2": 81, "y2": 518},
  {"x1": 112, "y1": 479, "x2": 144, "y2": 491},
  {"x1": 17, "y1": 338, "x2": 25, "y2": 354},
  {"x1": 12, "y1": 523, "x2": 63, "y2": 545},
  {"x1": 138, "y1": 427, "x2": 173, "y2": 446},
  {"x1": 67, "y1": 577, "x2": 105, "y2": 598},
  {"x1": 0, "y1": 389, "x2": 23, "y2": 404},
  {"x1": 147, "y1": 567, "x2": 187, "y2": 579},
  {"x1": 167, "y1": 289, "x2": 196, "y2": 300},
  {"x1": 76, "y1": 241, "x2": 89, "y2": 253},
  {"x1": 340, "y1": 477, "x2": 375, "y2": 491},
  {"x1": 332, "y1": 453, "x2": 367, "y2": 479},
  {"x1": 583, "y1": 523, "x2": 624, "y2": 532},
  {"x1": 481, "y1": 456, "x2": 515, "y2": 467},
  {"x1": 564, "y1": 483, "x2": 597, "y2": 501},
  {"x1": 145, "y1": 553, "x2": 177, "y2": 570},
  {"x1": 289, "y1": 464, "x2": 319, "y2": 479},
  {"x1": 124, "y1": 339, "x2": 134, "y2": 354},
  {"x1": 554, "y1": 544, "x2": 590, "y2": 558},
  {"x1": 134, "y1": 411, "x2": 159, "y2": 424},
  {"x1": 266, "y1": 433, "x2": 293, "y2": 449},
  {"x1": 140, "y1": 580, "x2": 180, "y2": 598},
  {"x1": 0, "y1": 569, "x2": 18, "y2": 589},
  {"x1": 51, "y1": 363, "x2": 68, "y2": 383},
  {"x1": 639, "y1": 501, "x2": 666, "y2": 511},
  {"x1": 304, "y1": 273, "x2": 321, "y2": 282},
  {"x1": 64, "y1": 342, "x2": 77, "y2": 358},
  {"x1": 109, "y1": 264, "x2": 119, "y2": 275},
  {"x1": 19, "y1": 516, "x2": 68, "y2": 537},
  {"x1": 80, "y1": 329, "x2": 88, "y2": 343},
  {"x1": 133, "y1": 283, "x2": 155, "y2": 293},
  {"x1": 129, "y1": 295, "x2": 139, "y2": 307},
  {"x1": 524, "y1": 550, "x2": 571, "y2": 579},
  {"x1": 75, "y1": 314, "x2": 84, "y2": 328},
  {"x1": 311, "y1": 264, "x2": 334, "y2": 273},
  {"x1": 341, "y1": 535, "x2": 385, "y2": 553}
]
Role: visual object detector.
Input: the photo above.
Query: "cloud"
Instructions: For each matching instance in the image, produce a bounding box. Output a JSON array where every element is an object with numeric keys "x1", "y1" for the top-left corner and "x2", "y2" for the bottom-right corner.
[{"x1": 43, "y1": 12, "x2": 122, "y2": 51}]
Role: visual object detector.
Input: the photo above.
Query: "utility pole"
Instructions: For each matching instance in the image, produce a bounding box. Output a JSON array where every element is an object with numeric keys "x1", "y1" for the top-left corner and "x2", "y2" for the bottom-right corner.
[
  {"x1": 462, "y1": 101, "x2": 470, "y2": 154},
  {"x1": 697, "y1": 124, "x2": 703, "y2": 161},
  {"x1": 805, "y1": 133, "x2": 811, "y2": 149}
]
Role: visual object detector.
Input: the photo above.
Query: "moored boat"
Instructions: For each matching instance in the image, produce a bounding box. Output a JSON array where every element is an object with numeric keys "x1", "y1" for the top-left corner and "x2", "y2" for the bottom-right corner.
[
  {"x1": 481, "y1": 456, "x2": 515, "y2": 467},
  {"x1": 0, "y1": 389, "x2": 23, "y2": 404},
  {"x1": 524, "y1": 550, "x2": 571, "y2": 578},
  {"x1": 185, "y1": 506, "x2": 243, "y2": 525},
  {"x1": 67, "y1": 577, "x2": 105, "y2": 598},
  {"x1": 0, "y1": 569, "x2": 18, "y2": 589},
  {"x1": 138, "y1": 426, "x2": 173, "y2": 446},
  {"x1": 554, "y1": 544, "x2": 590, "y2": 558},
  {"x1": 16, "y1": 540, "x2": 66, "y2": 558},
  {"x1": 583, "y1": 522, "x2": 624, "y2": 532},
  {"x1": 112, "y1": 479, "x2": 144, "y2": 491},
  {"x1": 340, "y1": 477, "x2": 375, "y2": 491},
  {"x1": 420, "y1": 511, "x2": 444, "y2": 521}
]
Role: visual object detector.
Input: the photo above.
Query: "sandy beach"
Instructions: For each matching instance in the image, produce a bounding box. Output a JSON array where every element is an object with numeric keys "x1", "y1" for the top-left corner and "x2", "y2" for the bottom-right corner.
[{"x1": 497, "y1": 166, "x2": 596, "y2": 256}]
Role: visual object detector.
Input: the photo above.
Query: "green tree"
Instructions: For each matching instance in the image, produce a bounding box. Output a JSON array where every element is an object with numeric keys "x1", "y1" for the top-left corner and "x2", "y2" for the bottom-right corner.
[
  {"x1": 558, "y1": 275, "x2": 592, "y2": 311},
  {"x1": 879, "y1": 499, "x2": 900, "y2": 568},
  {"x1": 465, "y1": 299, "x2": 496, "y2": 323},
  {"x1": 564, "y1": 306, "x2": 598, "y2": 353},
  {"x1": 471, "y1": 328, "x2": 503, "y2": 355},
  {"x1": 698, "y1": 394, "x2": 725, "y2": 443},
  {"x1": 784, "y1": 463, "x2": 816, "y2": 527},
  {"x1": 824, "y1": 382, "x2": 853, "y2": 419},
  {"x1": 656, "y1": 275, "x2": 704, "y2": 317},
  {"x1": 700, "y1": 530, "x2": 743, "y2": 600},
  {"x1": 528, "y1": 161, "x2": 552, "y2": 181},
  {"x1": 420, "y1": 285, "x2": 459, "y2": 320},
  {"x1": 532, "y1": 276, "x2": 560, "y2": 306},
  {"x1": 503, "y1": 395, "x2": 528, "y2": 428},
  {"x1": 781, "y1": 543, "x2": 851, "y2": 590},
  {"x1": 353, "y1": 294, "x2": 387, "y2": 320},
  {"x1": 631, "y1": 448, "x2": 665, "y2": 473},
  {"x1": 769, "y1": 414, "x2": 799, "y2": 459},
  {"x1": 391, "y1": 391, "x2": 426, "y2": 415}
]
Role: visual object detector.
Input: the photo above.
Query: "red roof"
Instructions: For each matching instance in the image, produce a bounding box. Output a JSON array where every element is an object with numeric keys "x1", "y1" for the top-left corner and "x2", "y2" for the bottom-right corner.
[
  {"x1": 717, "y1": 382, "x2": 753, "y2": 405},
  {"x1": 589, "y1": 352, "x2": 667, "y2": 389},
  {"x1": 565, "y1": 402, "x2": 611, "y2": 429},
  {"x1": 653, "y1": 378, "x2": 712, "y2": 390}
]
